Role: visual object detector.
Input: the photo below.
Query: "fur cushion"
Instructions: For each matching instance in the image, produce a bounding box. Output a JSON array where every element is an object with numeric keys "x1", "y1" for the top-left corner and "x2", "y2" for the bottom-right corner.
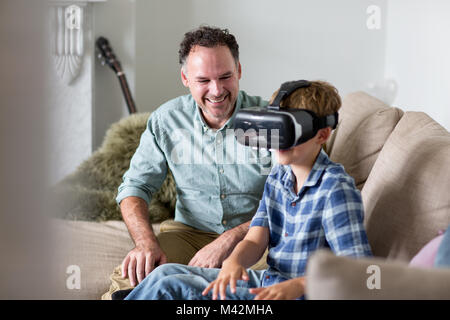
[{"x1": 54, "y1": 113, "x2": 176, "y2": 222}]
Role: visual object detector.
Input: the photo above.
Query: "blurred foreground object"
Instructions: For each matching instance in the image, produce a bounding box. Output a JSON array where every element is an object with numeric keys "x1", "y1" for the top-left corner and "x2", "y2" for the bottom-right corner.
[{"x1": 0, "y1": 0, "x2": 55, "y2": 299}]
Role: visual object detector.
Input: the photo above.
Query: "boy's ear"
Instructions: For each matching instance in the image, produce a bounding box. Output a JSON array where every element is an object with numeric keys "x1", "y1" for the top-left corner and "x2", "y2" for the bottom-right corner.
[{"x1": 316, "y1": 127, "x2": 332, "y2": 144}]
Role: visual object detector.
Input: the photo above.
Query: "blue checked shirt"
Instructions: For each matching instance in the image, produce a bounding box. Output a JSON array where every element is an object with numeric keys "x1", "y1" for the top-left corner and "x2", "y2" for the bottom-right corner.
[{"x1": 250, "y1": 149, "x2": 372, "y2": 287}]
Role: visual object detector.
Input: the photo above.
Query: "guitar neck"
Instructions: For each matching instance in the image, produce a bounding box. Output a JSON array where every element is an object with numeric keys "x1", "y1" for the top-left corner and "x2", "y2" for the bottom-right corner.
[
  {"x1": 96, "y1": 36, "x2": 138, "y2": 114},
  {"x1": 117, "y1": 71, "x2": 137, "y2": 114}
]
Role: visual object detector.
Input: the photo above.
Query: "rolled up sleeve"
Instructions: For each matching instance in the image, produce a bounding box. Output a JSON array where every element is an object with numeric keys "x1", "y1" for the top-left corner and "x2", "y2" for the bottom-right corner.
[{"x1": 116, "y1": 114, "x2": 168, "y2": 206}]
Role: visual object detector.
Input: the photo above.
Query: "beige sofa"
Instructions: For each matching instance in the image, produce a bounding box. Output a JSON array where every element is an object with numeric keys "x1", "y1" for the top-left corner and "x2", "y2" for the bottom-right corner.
[
  {"x1": 308, "y1": 92, "x2": 450, "y2": 299},
  {"x1": 51, "y1": 91, "x2": 450, "y2": 299}
]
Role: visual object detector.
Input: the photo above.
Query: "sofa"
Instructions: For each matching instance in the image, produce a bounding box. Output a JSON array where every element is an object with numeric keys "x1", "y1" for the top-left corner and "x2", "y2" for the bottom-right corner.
[
  {"x1": 307, "y1": 92, "x2": 450, "y2": 299},
  {"x1": 51, "y1": 91, "x2": 450, "y2": 299}
]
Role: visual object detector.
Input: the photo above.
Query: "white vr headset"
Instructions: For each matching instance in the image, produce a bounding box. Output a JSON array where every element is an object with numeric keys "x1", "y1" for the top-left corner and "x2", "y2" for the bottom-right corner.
[{"x1": 233, "y1": 80, "x2": 338, "y2": 150}]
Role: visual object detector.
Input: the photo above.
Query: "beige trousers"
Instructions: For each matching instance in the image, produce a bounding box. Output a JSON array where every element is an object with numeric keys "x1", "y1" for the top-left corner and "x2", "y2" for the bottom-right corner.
[{"x1": 101, "y1": 220, "x2": 268, "y2": 300}]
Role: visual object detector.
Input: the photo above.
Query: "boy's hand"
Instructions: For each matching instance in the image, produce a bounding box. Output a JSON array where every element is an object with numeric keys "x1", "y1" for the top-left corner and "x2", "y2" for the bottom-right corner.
[
  {"x1": 202, "y1": 260, "x2": 249, "y2": 300},
  {"x1": 249, "y1": 277, "x2": 305, "y2": 300}
]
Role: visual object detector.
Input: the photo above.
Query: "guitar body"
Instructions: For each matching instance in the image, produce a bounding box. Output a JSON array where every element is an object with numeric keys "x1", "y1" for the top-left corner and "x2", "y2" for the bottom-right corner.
[{"x1": 96, "y1": 36, "x2": 137, "y2": 114}]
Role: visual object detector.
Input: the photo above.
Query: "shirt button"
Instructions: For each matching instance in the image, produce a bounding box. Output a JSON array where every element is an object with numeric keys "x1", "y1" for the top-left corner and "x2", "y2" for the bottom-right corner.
[
  {"x1": 222, "y1": 220, "x2": 227, "y2": 225},
  {"x1": 219, "y1": 168, "x2": 224, "y2": 174},
  {"x1": 220, "y1": 194, "x2": 226, "y2": 200}
]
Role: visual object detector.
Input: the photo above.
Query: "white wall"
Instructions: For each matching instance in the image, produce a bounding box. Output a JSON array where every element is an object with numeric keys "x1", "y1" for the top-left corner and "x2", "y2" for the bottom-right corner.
[
  {"x1": 50, "y1": 0, "x2": 450, "y2": 183},
  {"x1": 93, "y1": 0, "x2": 388, "y2": 153},
  {"x1": 135, "y1": 0, "x2": 387, "y2": 111},
  {"x1": 385, "y1": 0, "x2": 450, "y2": 130},
  {"x1": 93, "y1": 0, "x2": 136, "y2": 149},
  {"x1": 134, "y1": 0, "x2": 193, "y2": 112}
]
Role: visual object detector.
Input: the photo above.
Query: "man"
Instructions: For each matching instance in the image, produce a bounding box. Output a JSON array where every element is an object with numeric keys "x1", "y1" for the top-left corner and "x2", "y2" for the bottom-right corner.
[{"x1": 102, "y1": 26, "x2": 271, "y2": 299}]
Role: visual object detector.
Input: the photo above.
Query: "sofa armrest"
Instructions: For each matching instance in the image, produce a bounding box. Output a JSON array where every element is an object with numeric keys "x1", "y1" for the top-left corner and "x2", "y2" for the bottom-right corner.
[
  {"x1": 51, "y1": 219, "x2": 161, "y2": 299},
  {"x1": 305, "y1": 250, "x2": 450, "y2": 299}
]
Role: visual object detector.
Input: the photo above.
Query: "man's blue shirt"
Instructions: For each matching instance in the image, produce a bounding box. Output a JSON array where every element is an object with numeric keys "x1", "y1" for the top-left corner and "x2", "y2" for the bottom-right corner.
[
  {"x1": 250, "y1": 149, "x2": 372, "y2": 287},
  {"x1": 116, "y1": 91, "x2": 271, "y2": 234}
]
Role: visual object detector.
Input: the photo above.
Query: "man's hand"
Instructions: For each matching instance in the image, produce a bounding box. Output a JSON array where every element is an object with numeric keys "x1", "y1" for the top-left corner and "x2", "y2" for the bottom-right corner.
[
  {"x1": 188, "y1": 222, "x2": 250, "y2": 268},
  {"x1": 188, "y1": 237, "x2": 233, "y2": 268},
  {"x1": 249, "y1": 277, "x2": 305, "y2": 300},
  {"x1": 202, "y1": 259, "x2": 249, "y2": 300},
  {"x1": 120, "y1": 196, "x2": 167, "y2": 287},
  {"x1": 121, "y1": 243, "x2": 167, "y2": 287}
]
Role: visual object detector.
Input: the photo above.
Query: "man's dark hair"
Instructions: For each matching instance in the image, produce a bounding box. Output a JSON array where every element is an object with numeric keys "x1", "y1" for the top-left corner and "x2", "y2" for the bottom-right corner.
[{"x1": 178, "y1": 25, "x2": 239, "y2": 66}]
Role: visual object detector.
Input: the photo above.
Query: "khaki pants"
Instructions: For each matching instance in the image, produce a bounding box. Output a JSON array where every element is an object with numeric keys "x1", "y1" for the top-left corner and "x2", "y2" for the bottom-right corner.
[{"x1": 101, "y1": 220, "x2": 268, "y2": 300}]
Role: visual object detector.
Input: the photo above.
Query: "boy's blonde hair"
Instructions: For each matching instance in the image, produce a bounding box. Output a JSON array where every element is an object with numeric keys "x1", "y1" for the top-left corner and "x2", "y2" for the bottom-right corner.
[{"x1": 269, "y1": 80, "x2": 341, "y2": 117}]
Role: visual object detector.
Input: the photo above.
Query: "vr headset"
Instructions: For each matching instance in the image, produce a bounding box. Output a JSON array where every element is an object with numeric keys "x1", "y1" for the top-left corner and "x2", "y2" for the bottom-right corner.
[{"x1": 233, "y1": 80, "x2": 338, "y2": 150}]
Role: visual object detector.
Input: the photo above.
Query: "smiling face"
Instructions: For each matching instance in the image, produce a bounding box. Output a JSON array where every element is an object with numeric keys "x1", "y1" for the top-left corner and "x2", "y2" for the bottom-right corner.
[{"x1": 181, "y1": 45, "x2": 242, "y2": 129}]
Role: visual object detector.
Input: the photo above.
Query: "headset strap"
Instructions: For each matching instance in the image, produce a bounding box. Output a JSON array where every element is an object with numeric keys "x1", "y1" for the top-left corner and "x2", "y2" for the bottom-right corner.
[
  {"x1": 316, "y1": 112, "x2": 339, "y2": 130},
  {"x1": 268, "y1": 80, "x2": 339, "y2": 129},
  {"x1": 268, "y1": 80, "x2": 311, "y2": 109}
]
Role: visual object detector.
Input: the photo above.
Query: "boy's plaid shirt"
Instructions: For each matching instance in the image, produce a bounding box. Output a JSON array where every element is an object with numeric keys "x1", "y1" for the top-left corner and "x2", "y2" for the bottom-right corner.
[{"x1": 250, "y1": 149, "x2": 372, "y2": 287}]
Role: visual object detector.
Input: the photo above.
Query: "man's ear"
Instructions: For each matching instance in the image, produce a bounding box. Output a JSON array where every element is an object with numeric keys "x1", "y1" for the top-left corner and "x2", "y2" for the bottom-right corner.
[
  {"x1": 181, "y1": 68, "x2": 189, "y2": 87},
  {"x1": 237, "y1": 62, "x2": 242, "y2": 80}
]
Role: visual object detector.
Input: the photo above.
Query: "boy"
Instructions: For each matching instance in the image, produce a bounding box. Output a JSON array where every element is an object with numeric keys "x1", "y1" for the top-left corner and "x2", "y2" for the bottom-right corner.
[{"x1": 125, "y1": 80, "x2": 372, "y2": 300}]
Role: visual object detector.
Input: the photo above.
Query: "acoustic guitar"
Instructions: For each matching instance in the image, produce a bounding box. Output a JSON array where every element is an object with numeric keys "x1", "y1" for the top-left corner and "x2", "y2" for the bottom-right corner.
[{"x1": 96, "y1": 36, "x2": 137, "y2": 114}]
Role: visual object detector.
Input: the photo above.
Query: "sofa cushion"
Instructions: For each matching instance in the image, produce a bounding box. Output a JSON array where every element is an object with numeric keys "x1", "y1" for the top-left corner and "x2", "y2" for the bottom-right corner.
[
  {"x1": 306, "y1": 249, "x2": 450, "y2": 299},
  {"x1": 362, "y1": 112, "x2": 450, "y2": 261},
  {"x1": 326, "y1": 92, "x2": 403, "y2": 190},
  {"x1": 51, "y1": 219, "x2": 161, "y2": 299}
]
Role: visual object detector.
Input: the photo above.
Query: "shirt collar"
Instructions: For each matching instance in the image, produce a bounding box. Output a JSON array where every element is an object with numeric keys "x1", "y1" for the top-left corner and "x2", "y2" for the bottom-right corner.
[
  {"x1": 282, "y1": 149, "x2": 330, "y2": 194},
  {"x1": 194, "y1": 91, "x2": 243, "y2": 132}
]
